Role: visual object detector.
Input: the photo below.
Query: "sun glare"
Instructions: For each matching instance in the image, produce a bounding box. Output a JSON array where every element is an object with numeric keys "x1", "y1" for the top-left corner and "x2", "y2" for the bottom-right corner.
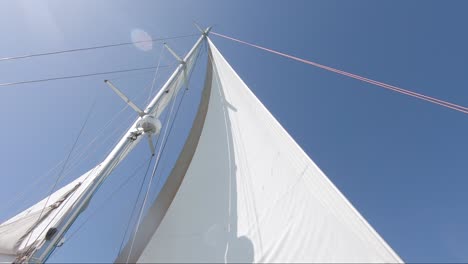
[{"x1": 131, "y1": 28, "x2": 153, "y2": 51}]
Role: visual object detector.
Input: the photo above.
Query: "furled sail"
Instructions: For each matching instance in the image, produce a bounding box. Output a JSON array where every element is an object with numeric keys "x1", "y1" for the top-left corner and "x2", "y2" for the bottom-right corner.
[
  {"x1": 117, "y1": 38, "x2": 403, "y2": 263},
  {"x1": 0, "y1": 167, "x2": 100, "y2": 262}
]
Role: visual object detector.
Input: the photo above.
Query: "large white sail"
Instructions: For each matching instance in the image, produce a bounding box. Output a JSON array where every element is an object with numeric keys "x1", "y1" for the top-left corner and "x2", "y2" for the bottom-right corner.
[
  {"x1": 0, "y1": 167, "x2": 100, "y2": 262},
  {"x1": 117, "y1": 38, "x2": 403, "y2": 263}
]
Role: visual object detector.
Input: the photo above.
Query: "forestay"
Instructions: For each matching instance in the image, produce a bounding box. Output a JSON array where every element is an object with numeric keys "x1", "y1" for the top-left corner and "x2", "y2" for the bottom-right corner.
[{"x1": 117, "y1": 38, "x2": 403, "y2": 263}]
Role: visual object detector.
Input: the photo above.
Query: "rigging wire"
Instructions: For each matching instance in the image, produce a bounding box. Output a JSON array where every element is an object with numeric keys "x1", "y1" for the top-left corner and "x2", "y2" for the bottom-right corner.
[
  {"x1": 1, "y1": 103, "x2": 136, "y2": 215},
  {"x1": 2, "y1": 38, "x2": 199, "y2": 262},
  {"x1": 149, "y1": 41, "x2": 207, "y2": 176},
  {"x1": 125, "y1": 89, "x2": 180, "y2": 263},
  {"x1": 211, "y1": 32, "x2": 468, "y2": 114},
  {"x1": 20, "y1": 90, "x2": 154, "y2": 258},
  {"x1": 47, "y1": 44, "x2": 197, "y2": 258},
  {"x1": 148, "y1": 90, "x2": 188, "y2": 181},
  {"x1": 61, "y1": 113, "x2": 135, "y2": 179},
  {"x1": 24, "y1": 109, "x2": 135, "y2": 258},
  {"x1": 54, "y1": 87, "x2": 181, "y2": 256},
  {"x1": 124, "y1": 41, "x2": 204, "y2": 262},
  {"x1": 1, "y1": 68, "x2": 157, "y2": 213},
  {"x1": 116, "y1": 100, "x2": 179, "y2": 254},
  {"x1": 0, "y1": 65, "x2": 172, "y2": 87},
  {"x1": 23, "y1": 96, "x2": 97, "y2": 249},
  {"x1": 9, "y1": 36, "x2": 201, "y2": 259},
  {"x1": 116, "y1": 154, "x2": 155, "y2": 255},
  {"x1": 146, "y1": 45, "x2": 166, "y2": 105},
  {"x1": 116, "y1": 127, "x2": 164, "y2": 254},
  {"x1": 63, "y1": 60, "x2": 179, "y2": 188},
  {"x1": 117, "y1": 81, "x2": 181, "y2": 256},
  {"x1": 61, "y1": 155, "x2": 153, "y2": 244},
  {"x1": 0, "y1": 33, "x2": 198, "y2": 62},
  {"x1": 1, "y1": 48, "x2": 176, "y2": 215}
]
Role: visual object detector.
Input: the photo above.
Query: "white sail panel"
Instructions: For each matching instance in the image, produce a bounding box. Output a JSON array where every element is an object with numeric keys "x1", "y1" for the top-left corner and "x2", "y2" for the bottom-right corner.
[
  {"x1": 0, "y1": 167, "x2": 100, "y2": 261},
  {"x1": 126, "y1": 38, "x2": 402, "y2": 263}
]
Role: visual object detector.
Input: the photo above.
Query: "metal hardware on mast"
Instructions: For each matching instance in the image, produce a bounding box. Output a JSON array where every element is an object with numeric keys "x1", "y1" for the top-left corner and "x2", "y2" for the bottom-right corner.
[
  {"x1": 164, "y1": 43, "x2": 189, "y2": 89},
  {"x1": 103, "y1": 80, "x2": 161, "y2": 156},
  {"x1": 28, "y1": 29, "x2": 209, "y2": 264},
  {"x1": 144, "y1": 26, "x2": 210, "y2": 115},
  {"x1": 104, "y1": 80, "x2": 145, "y2": 116}
]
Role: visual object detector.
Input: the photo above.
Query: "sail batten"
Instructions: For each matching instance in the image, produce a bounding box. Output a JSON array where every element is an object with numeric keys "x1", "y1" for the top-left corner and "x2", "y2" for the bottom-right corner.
[{"x1": 125, "y1": 38, "x2": 402, "y2": 263}]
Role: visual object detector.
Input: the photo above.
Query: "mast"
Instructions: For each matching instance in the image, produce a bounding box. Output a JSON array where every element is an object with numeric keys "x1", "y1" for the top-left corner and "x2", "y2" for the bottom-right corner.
[
  {"x1": 27, "y1": 29, "x2": 210, "y2": 263},
  {"x1": 117, "y1": 37, "x2": 402, "y2": 263}
]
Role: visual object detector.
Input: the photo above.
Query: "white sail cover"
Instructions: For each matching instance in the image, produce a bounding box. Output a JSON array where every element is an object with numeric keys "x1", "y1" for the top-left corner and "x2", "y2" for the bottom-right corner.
[
  {"x1": 0, "y1": 167, "x2": 100, "y2": 262},
  {"x1": 117, "y1": 38, "x2": 403, "y2": 263}
]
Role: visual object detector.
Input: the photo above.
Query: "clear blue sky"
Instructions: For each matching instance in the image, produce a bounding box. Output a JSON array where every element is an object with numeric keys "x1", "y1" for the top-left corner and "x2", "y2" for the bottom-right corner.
[{"x1": 0, "y1": 1, "x2": 467, "y2": 263}]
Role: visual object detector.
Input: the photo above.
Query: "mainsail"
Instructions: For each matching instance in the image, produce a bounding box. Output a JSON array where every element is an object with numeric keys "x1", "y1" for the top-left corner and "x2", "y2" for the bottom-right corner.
[{"x1": 116, "y1": 38, "x2": 403, "y2": 263}]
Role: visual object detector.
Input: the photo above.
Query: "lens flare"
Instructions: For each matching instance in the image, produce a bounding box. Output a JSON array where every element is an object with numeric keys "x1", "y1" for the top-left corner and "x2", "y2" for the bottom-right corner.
[{"x1": 131, "y1": 29, "x2": 153, "y2": 51}]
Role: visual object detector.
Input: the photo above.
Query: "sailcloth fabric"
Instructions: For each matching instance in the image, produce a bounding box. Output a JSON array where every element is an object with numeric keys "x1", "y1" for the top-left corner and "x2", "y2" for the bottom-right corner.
[
  {"x1": 0, "y1": 167, "x2": 100, "y2": 261},
  {"x1": 117, "y1": 38, "x2": 403, "y2": 263}
]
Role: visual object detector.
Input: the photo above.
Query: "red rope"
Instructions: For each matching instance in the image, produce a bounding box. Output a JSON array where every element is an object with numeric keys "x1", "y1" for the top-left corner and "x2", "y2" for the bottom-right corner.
[{"x1": 211, "y1": 32, "x2": 468, "y2": 114}]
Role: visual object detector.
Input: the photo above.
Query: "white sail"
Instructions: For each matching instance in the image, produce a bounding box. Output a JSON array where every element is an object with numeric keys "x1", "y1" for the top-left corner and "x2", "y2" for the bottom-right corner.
[
  {"x1": 117, "y1": 38, "x2": 403, "y2": 263},
  {"x1": 0, "y1": 167, "x2": 100, "y2": 262}
]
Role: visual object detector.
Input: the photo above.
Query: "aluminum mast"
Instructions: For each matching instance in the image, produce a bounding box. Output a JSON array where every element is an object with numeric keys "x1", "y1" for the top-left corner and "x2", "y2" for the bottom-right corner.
[{"x1": 28, "y1": 29, "x2": 209, "y2": 263}]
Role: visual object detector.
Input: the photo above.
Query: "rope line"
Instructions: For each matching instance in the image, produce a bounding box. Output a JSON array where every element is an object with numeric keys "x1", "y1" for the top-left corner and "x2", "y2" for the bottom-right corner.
[
  {"x1": 0, "y1": 65, "x2": 168, "y2": 213},
  {"x1": 117, "y1": 85, "x2": 181, "y2": 255},
  {"x1": 23, "y1": 97, "x2": 97, "y2": 250},
  {"x1": 124, "y1": 42, "x2": 203, "y2": 260},
  {"x1": 117, "y1": 139, "x2": 159, "y2": 254},
  {"x1": 27, "y1": 89, "x2": 153, "y2": 258},
  {"x1": 146, "y1": 45, "x2": 166, "y2": 105},
  {"x1": 149, "y1": 41, "x2": 206, "y2": 176},
  {"x1": 0, "y1": 33, "x2": 198, "y2": 62},
  {"x1": 211, "y1": 32, "x2": 468, "y2": 114},
  {"x1": 0, "y1": 65, "x2": 172, "y2": 87},
  {"x1": 125, "y1": 84, "x2": 180, "y2": 263},
  {"x1": 60, "y1": 156, "x2": 152, "y2": 244}
]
